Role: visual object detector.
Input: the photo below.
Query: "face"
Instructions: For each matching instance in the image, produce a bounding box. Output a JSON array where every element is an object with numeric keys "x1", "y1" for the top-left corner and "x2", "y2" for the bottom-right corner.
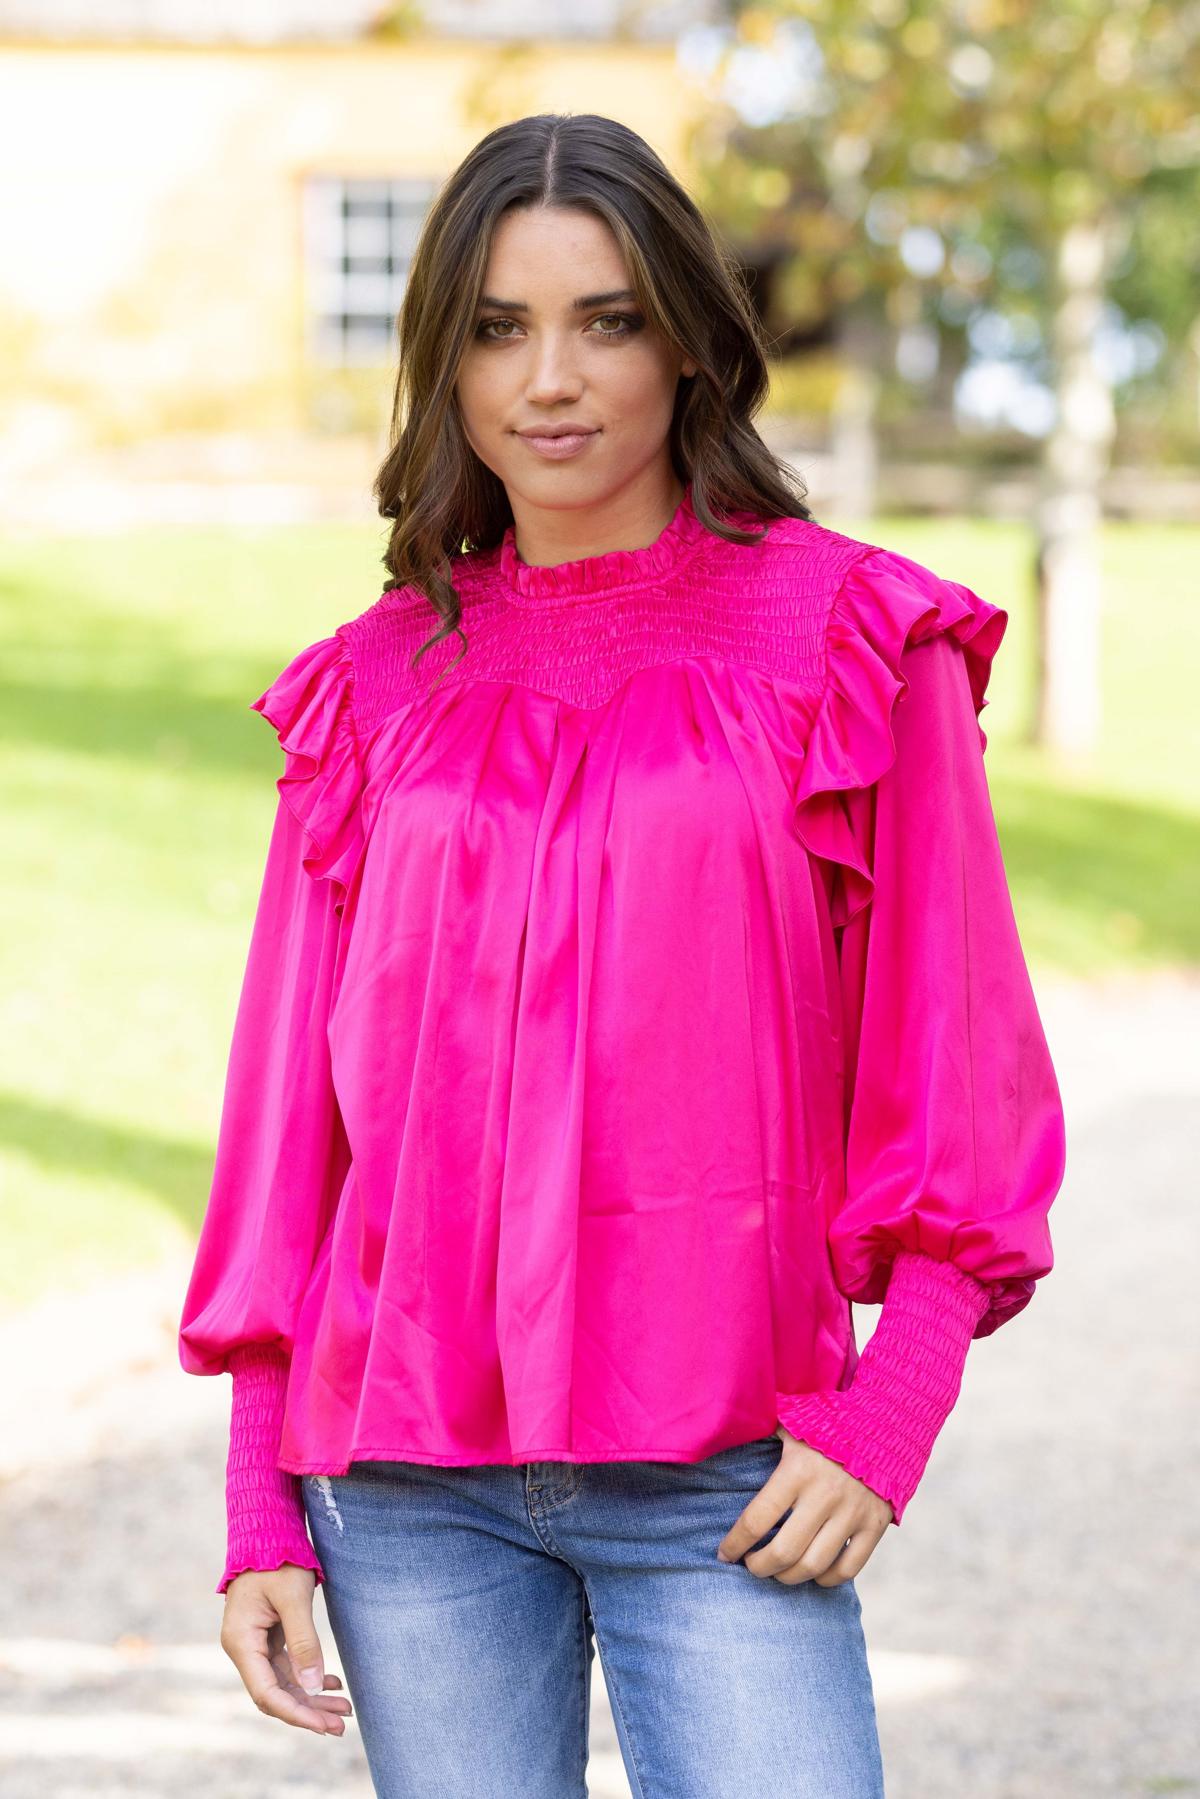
[{"x1": 455, "y1": 204, "x2": 697, "y2": 524}]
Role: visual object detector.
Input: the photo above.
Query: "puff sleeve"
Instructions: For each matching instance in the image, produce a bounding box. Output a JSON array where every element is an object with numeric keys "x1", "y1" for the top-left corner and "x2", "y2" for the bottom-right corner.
[
  {"x1": 177, "y1": 632, "x2": 363, "y2": 1591},
  {"x1": 775, "y1": 549, "x2": 1066, "y2": 1522}
]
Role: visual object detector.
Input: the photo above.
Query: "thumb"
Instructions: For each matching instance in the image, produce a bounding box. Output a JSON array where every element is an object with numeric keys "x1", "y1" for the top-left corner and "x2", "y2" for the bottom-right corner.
[{"x1": 276, "y1": 1588, "x2": 325, "y2": 1696}]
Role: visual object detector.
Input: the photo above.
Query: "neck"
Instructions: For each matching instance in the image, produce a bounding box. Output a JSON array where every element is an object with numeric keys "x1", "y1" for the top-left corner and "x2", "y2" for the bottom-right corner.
[{"x1": 506, "y1": 472, "x2": 687, "y2": 570}]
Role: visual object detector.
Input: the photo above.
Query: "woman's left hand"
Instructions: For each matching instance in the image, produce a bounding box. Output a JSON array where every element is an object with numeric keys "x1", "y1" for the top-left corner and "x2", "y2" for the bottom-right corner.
[{"x1": 715, "y1": 1426, "x2": 894, "y2": 1587}]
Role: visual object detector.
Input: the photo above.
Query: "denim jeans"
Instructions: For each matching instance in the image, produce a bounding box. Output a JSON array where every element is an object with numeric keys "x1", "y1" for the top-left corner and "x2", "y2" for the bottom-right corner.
[{"x1": 301, "y1": 1434, "x2": 886, "y2": 1797}]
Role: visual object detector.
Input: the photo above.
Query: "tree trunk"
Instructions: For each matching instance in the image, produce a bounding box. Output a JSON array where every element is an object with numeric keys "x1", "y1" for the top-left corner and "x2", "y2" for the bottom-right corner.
[
  {"x1": 831, "y1": 307, "x2": 884, "y2": 521},
  {"x1": 1034, "y1": 216, "x2": 1121, "y2": 756}
]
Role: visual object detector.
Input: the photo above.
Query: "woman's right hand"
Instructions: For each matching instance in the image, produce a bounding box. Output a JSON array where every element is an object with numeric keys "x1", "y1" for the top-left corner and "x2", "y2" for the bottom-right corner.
[{"x1": 220, "y1": 1564, "x2": 354, "y2": 1735}]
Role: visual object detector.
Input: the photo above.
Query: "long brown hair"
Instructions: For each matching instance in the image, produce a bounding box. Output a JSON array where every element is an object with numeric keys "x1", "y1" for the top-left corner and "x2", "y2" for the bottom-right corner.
[{"x1": 372, "y1": 111, "x2": 816, "y2": 666}]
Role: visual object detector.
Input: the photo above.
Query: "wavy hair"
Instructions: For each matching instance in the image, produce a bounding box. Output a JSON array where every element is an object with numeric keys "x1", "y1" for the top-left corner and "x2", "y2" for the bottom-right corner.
[{"x1": 372, "y1": 111, "x2": 816, "y2": 668}]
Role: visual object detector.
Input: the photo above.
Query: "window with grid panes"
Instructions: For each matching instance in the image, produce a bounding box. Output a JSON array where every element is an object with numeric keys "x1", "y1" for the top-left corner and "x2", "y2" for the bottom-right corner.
[{"x1": 303, "y1": 176, "x2": 437, "y2": 365}]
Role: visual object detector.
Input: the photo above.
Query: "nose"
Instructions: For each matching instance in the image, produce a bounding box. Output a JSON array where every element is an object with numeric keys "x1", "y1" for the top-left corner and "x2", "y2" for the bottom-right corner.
[{"x1": 523, "y1": 330, "x2": 584, "y2": 405}]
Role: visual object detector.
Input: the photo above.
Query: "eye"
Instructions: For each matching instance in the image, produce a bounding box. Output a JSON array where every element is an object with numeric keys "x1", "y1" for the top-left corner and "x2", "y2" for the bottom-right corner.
[
  {"x1": 473, "y1": 311, "x2": 645, "y2": 341},
  {"x1": 589, "y1": 312, "x2": 643, "y2": 337},
  {"x1": 475, "y1": 316, "x2": 520, "y2": 340}
]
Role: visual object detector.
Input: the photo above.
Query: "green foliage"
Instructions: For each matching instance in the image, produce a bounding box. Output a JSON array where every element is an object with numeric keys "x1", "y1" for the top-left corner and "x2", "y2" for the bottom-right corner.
[{"x1": 687, "y1": 0, "x2": 1200, "y2": 401}]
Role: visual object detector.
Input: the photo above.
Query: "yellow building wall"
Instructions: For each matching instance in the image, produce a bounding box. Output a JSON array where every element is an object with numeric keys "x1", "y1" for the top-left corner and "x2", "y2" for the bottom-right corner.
[{"x1": 0, "y1": 42, "x2": 706, "y2": 447}]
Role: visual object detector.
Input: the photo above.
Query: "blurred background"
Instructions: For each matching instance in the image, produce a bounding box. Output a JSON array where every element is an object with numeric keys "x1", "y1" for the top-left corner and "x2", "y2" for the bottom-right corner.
[{"x1": 1, "y1": 3, "x2": 1197, "y2": 1795}]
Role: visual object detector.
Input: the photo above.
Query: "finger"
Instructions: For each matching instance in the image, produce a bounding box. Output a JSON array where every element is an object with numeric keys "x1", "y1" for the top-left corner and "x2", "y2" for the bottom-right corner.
[
  {"x1": 715, "y1": 1465, "x2": 793, "y2": 1564},
  {"x1": 768, "y1": 1513, "x2": 863, "y2": 1586},
  {"x1": 738, "y1": 1496, "x2": 837, "y2": 1579},
  {"x1": 269, "y1": 1648, "x2": 354, "y2": 1717},
  {"x1": 274, "y1": 1590, "x2": 326, "y2": 1697},
  {"x1": 235, "y1": 1638, "x2": 347, "y2": 1733},
  {"x1": 266, "y1": 1619, "x2": 347, "y2": 1701},
  {"x1": 813, "y1": 1531, "x2": 875, "y2": 1585}
]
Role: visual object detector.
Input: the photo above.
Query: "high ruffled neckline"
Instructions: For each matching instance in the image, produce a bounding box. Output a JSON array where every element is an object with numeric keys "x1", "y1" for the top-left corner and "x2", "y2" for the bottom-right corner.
[{"x1": 497, "y1": 482, "x2": 711, "y2": 607}]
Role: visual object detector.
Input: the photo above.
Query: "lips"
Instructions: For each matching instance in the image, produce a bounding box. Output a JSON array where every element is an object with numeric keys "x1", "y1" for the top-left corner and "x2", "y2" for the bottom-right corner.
[
  {"x1": 516, "y1": 426, "x2": 601, "y2": 461},
  {"x1": 516, "y1": 426, "x2": 598, "y2": 439}
]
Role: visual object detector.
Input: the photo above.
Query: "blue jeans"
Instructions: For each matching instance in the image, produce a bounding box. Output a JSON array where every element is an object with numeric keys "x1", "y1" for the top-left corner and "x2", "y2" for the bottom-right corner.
[{"x1": 301, "y1": 1434, "x2": 886, "y2": 1797}]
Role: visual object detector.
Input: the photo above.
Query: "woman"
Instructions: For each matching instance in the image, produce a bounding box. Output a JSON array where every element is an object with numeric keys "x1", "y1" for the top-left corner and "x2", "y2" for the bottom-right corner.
[{"x1": 178, "y1": 113, "x2": 1066, "y2": 1797}]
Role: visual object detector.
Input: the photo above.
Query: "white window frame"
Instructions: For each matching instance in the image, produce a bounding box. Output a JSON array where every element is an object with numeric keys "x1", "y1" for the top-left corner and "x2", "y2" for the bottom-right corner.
[{"x1": 302, "y1": 175, "x2": 437, "y2": 366}]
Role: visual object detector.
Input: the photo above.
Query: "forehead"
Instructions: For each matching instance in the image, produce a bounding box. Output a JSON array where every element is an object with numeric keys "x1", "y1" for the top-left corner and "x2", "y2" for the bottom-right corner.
[{"x1": 482, "y1": 206, "x2": 628, "y2": 295}]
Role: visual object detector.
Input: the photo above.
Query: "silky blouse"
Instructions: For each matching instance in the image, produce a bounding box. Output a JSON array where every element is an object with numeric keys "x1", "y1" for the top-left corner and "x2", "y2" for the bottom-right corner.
[{"x1": 178, "y1": 483, "x2": 1065, "y2": 1484}]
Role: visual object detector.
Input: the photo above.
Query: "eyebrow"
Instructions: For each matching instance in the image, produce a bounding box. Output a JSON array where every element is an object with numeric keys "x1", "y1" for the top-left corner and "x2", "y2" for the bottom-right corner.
[{"x1": 476, "y1": 289, "x2": 638, "y2": 312}]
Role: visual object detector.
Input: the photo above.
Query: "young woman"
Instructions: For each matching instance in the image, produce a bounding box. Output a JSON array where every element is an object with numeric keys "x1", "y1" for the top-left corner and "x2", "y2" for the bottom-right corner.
[{"x1": 178, "y1": 113, "x2": 1066, "y2": 1797}]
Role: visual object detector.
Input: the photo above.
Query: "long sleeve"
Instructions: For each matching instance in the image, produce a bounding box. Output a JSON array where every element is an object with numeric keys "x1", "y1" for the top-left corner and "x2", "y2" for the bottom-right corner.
[
  {"x1": 776, "y1": 552, "x2": 1067, "y2": 1523},
  {"x1": 178, "y1": 631, "x2": 362, "y2": 1593}
]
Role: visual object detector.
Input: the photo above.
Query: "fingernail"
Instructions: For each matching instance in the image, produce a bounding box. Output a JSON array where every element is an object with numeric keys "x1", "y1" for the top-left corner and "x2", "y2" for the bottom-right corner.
[
  {"x1": 716, "y1": 1549, "x2": 730, "y2": 1562},
  {"x1": 300, "y1": 1668, "x2": 323, "y2": 1693}
]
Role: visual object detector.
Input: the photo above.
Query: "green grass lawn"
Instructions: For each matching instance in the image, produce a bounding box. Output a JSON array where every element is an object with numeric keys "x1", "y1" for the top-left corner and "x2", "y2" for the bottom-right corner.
[{"x1": 1, "y1": 516, "x2": 1195, "y2": 1314}]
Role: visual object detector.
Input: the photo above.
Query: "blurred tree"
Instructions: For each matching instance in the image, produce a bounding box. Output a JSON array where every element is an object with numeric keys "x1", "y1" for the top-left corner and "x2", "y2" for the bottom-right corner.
[{"x1": 684, "y1": 0, "x2": 1200, "y2": 755}]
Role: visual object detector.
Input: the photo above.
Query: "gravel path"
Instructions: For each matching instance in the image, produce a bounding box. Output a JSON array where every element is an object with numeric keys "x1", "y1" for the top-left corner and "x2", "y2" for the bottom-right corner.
[{"x1": 1, "y1": 966, "x2": 1196, "y2": 1798}]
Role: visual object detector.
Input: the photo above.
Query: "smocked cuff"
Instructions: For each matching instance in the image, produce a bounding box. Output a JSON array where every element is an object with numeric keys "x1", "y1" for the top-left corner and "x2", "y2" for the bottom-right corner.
[
  {"x1": 775, "y1": 1250, "x2": 992, "y2": 1525},
  {"x1": 219, "y1": 1343, "x2": 325, "y2": 1596}
]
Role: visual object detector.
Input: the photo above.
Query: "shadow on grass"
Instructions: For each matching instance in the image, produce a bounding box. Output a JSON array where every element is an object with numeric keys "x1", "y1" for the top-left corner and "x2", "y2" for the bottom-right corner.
[
  {"x1": 0, "y1": 1088, "x2": 218, "y2": 1239},
  {"x1": 991, "y1": 770, "x2": 1200, "y2": 973}
]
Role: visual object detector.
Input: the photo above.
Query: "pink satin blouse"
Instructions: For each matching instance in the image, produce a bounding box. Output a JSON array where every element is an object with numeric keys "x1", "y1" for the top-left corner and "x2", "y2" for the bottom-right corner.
[{"x1": 178, "y1": 484, "x2": 1065, "y2": 1480}]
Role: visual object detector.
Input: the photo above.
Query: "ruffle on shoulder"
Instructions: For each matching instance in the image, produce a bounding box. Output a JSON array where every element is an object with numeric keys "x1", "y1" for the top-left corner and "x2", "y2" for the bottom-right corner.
[
  {"x1": 249, "y1": 631, "x2": 364, "y2": 914},
  {"x1": 793, "y1": 547, "x2": 1009, "y2": 930}
]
